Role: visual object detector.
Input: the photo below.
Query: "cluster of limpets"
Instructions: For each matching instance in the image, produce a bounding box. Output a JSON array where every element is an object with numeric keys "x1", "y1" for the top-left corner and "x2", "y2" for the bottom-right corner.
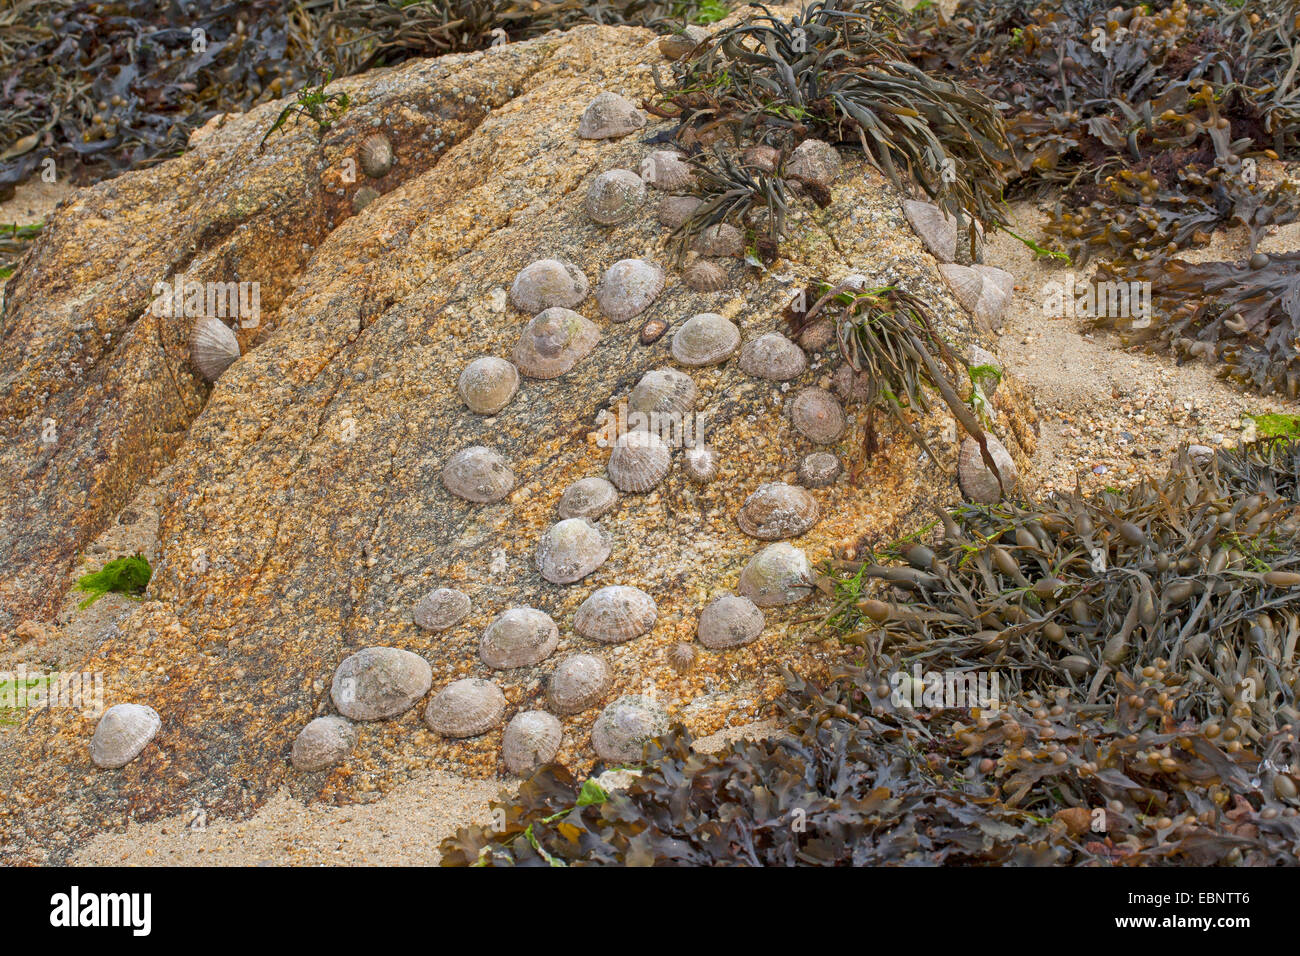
[{"x1": 269, "y1": 86, "x2": 876, "y2": 778}]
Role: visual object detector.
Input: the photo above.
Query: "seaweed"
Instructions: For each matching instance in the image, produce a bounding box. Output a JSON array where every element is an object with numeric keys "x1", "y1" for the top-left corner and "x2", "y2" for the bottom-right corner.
[
  {"x1": 653, "y1": 0, "x2": 1012, "y2": 241},
  {"x1": 74, "y1": 554, "x2": 152, "y2": 609},
  {"x1": 667, "y1": 147, "x2": 790, "y2": 261},
  {"x1": 258, "y1": 74, "x2": 350, "y2": 150}
]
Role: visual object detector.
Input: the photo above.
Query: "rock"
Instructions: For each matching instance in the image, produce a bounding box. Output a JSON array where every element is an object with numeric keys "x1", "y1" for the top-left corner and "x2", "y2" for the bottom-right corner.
[
  {"x1": 90, "y1": 703, "x2": 161, "y2": 769},
  {"x1": 330, "y1": 647, "x2": 433, "y2": 721},
  {"x1": 290, "y1": 716, "x2": 357, "y2": 771},
  {"x1": 787, "y1": 139, "x2": 841, "y2": 186}
]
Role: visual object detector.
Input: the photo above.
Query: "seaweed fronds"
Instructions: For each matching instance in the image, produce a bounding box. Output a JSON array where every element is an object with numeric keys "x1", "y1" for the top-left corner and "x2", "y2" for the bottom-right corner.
[
  {"x1": 259, "y1": 74, "x2": 350, "y2": 150},
  {"x1": 74, "y1": 555, "x2": 152, "y2": 609},
  {"x1": 668, "y1": 147, "x2": 790, "y2": 262}
]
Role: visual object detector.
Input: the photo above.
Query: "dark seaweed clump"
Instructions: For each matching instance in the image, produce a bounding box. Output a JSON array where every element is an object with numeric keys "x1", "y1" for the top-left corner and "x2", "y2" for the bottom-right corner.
[
  {"x1": 443, "y1": 443, "x2": 1300, "y2": 866},
  {"x1": 651, "y1": 0, "x2": 1011, "y2": 257},
  {"x1": 901, "y1": 0, "x2": 1300, "y2": 395},
  {"x1": 0, "y1": 0, "x2": 729, "y2": 197}
]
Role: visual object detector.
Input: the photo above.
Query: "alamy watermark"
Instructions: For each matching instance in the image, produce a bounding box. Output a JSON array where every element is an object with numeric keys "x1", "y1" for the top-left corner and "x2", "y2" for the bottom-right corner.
[
  {"x1": 1043, "y1": 272, "x2": 1150, "y2": 326},
  {"x1": 0, "y1": 666, "x2": 104, "y2": 718},
  {"x1": 149, "y1": 272, "x2": 261, "y2": 328},
  {"x1": 890, "y1": 664, "x2": 1003, "y2": 711}
]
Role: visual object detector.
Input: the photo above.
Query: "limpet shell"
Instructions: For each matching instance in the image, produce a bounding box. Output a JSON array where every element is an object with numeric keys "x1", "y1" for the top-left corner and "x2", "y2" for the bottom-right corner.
[
  {"x1": 352, "y1": 186, "x2": 380, "y2": 214},
  {"x1": 641, "y1": 150, "x2": 693, "y2": 191},
  {"x1": 414, "y1": 587, "x2": 472, "y2": 632},
  {"x1": 190, "y1": 316, "x2": 240, "y2": 382},
  {"x1": 607, "y1": 429, "x2": 671, "y2": 492},
  {"x1": 574, "y1": 585, "x2": 658, "y2": 644},
  {"x1": 330, "y1": 647, "x2": 432, "y2": 721},
  {"x1": 939, "y1": 263, "x2": 1014, "y2": 332},
  {"x1": 737, "y1": 482, "x2": 819, "y2": 540},
  {"x1": 791, "y1": 387, "x2": 845, "y2": 443},
  {"x1": 90, "y1": 703, "x2": 161, "y2": 769},
  {"x1": 513, "y1": 307, "x2": 600, "y2": 378},
  {"x1": 509, "y1": 259, "x2": 588, "y2": 313},
  {"x1": 832, "y1": 363, "x2": 873, "y2": 404},
  {"x1": 558, "y1": 476, "x2": 618, "y2": 520},
  {"x1": 739, "y1": 332, "x2": 806, "y2": 381},
  {"x1": 595, "y1": 259, "x2": 665, "y2": 323},
  {"x1": 658, "y1": 25, "x2": 707, "y2": 59},
  {"x1": 697, "y1": 594, "x2": 765, "y2": 649},
  {"x1": 359, "y1": 133, "x2": 394, "y2": 178},
  {"x1": 787, "y1": 138, "x2": 841, "y2": 186},
  {"x1": 502, "y1": 711, "x2": 563, "y2": 775},
  {"x1": 957, "y1": 435, "x2": 1018, "y2": 505},
  {"x1": 457, "y1": 356, "x2": 519, "y2": 415},
  {"x1": 684, "y1": 257, "x2": 729, "y2": 292},
  {"x1": 547, "y1": 653, "x2": 612, "y2": 715},
  {"x1": 682, "y1": 445, "x2": 719, "y2": 483},
  {"x1": 671, "y1": 312, "x2": 740, "y2": 366},
  {"x1": 692, "y1": 223, "x2": 744, "y2": 257},
  {"x1": 577, "y1": 91, "x2": 645, "y2": 139},
  {"x1": 291, "y1": 716, "x2": 357, "y2": 772},
  {"x1": 742, "y1": 144, "x2": 780, "y2": 173},
  {"x1": 738, "y1": 542, "x2": 813, "y2": 607},
  {"x1": 591, "y1": 695, "x2": 669, "y2": 763},
  {"x1": 424, "y1": 678, "x2": 506, "y2": 738},
  {"x1": 585, "y1": 169, "x2": 646, "y2": 226},
  {"x1": 968, "y1": 345, "x2": 1002, "y2": 395},
  {"x1": 629, "y1": 367, "x2": 698, "y2": 418},
  {"x1": 798, "y1": 451, "x2": 841, "y2": 488},
  {"x1": 639, "y1": 316, "x2": 670, "y2": 345},
  {"x1": 536, "y1": 517, "x2": 612, "y2": 585},
  {"x1": 666, "y1": 642, "x2": 698, "y2": 674},
  {"x1": 480, "y1": 607, "x2": 559, "y2": 669},
  {"x1": 442, "y1": 445, "x2": 516, "y2": 503},
  {"x1": 657, "y1": 195, "x2": 702, "y2": 228},
  {"x1": 902, "y1": 199, "x2": 957, "y2": 263}
]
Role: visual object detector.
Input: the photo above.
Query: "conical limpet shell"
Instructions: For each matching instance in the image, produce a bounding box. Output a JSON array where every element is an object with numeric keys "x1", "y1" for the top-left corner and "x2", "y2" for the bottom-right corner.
[
  {"x1": 577, "y1": 92, "x2": 646, "y2": 139},
  {"x1": 574, "y1": 585, "x2": 658, "y2": 644},
  {"x1": 291, "y1": 716, "x2": 357, "y2": 772},
  {"x1": 547, "y1": 653, "x2": 612, "y2": 715},
  {"x1": 585, "y1": 169, "x2": 646, "y2": 226},
  {"x1": 331, "y1": 647, "x2": 433, "y2": 721},
  {"x1": 658, "y1": 25, "x2": 707, "y2": 59},
  {"x1": 536, "y1": 517, "x2": 612, "y2": 585},
  {"x1": 607, "y1": 429, "x2": 671, "y2": 492},
  {"x1": 502, "y1": 710, "x2": 563, "y2": 775},
  {"x1": 738, "y1": 542, "x2": 812, "y2": 607},
  {"x1": 591, "y1": 694, "x2": 669, "y2": 763},
  {"x1": 657, "y1": 195, "x2": 702, "y2": 228},
  {"x1": 442, "y1": 446, "x2": 516, "y2": 503},
  {"x1": 414, "y1": 587, "x2": 472, "y2": 632},
  {"x1": 957, "y1": 435, "x2": 1018, "y2": 505},
  {"x1": 639, "y1": 316, "x2": 669, "y2": 345},
  {"x1": 939, "y1": 263, "x2": 1014, "y2": 332},
  {"x1": 697, "y1": 594, "x2": 764, "y2": 649},
  {"x1": 739, "y1": 332, "x2": 806, "y2": 381},
  {"x1": 480, "y1": 607, "x2": 559, "y2": 669},
  {"x1": 424, "y1": 678, "x2": 506, "y2": 738},
  {"x1": 790, "y1": 387, "x2": 845, "y2": 444},
  {"x1": 458, "y1": 356, "x2": 519, "y2": 415},
  {"x1": 737, "y1": 482, "x2": 819, "y2": 540},
  {"x1": 641, "y1": 150, "x2": 693, "y2": 191},
  {"x1": 787, "y1": 138, "x2": 841, "y2": 186},
  {"x1": 968, "y1": 345, "x2": 1002, "y2": 395},
  {"x1": 513, "y1": 307, "x2": 600, "y2": 378},
  {"x1": 190, "y1": 316, "x2": 240, "y2": 381},
  {"x1": 509, "y1": 259, "x2": 588, "y2": 313},
  {"x1": 666, "y1": 641, "x2": 697, "y2": 674},
  {"x1": 682, "y1": 445, "x2": 718, "y2": 483},
  {"x1": 742, "y1": 144, "x2": 781, "y2": 173},
  {"x1": 90, "y1": 703, "x2": 161, "y2": 769},
  {"x1": 595, "y1": 259, "x2": 665, "y2": 323},
  {"x1": 360, "y1": 133, "x2": 394, "y2": 178},
  {"x1": 684, "y1": 257, "x2": 729, "y2": 292},
  {"x1": 902, "y1": 199, "x2": 957, "y2": 263},
  {"x1": 832, "y1": 363, "x2": 873, "y2": 404},
  {"x1": 671, "y1": 312, "x2": 740, "y2": 366},
  {"x1": 558, "y1": 476, "x2": 618, "y2": 520},
  {"x1": 798, "y1": 451, "x2": 841, "y2": 488},
  {"x1": 629, "y1": 367, "x2": 698, "y2": 418},
  {"x1": 692, "y1": 223, "x2": 744, "y2": 257}
]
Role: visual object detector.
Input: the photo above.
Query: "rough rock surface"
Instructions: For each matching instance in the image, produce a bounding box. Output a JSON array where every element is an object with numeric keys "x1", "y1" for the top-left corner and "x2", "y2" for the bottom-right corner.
[{"x1": 0, "y1": 16, "x2": 1034, "y2": 862}]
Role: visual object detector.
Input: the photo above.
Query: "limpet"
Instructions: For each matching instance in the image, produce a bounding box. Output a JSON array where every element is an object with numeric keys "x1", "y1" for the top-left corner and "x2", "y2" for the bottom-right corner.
[
  {"x1": 359, "y1": 133, "x2": 394, "y2": 178},
  {"x1": 190, "y1": 316, "x2": 240, "y2": 382},
  {"x1": 902, "y1": 199, "x2": 957, "y2": 263},
  {"x1": 682, "y1": 445, "x2": 719, "y2": 483},
  {"x1": 696, "y1": 594, "x2": 764, "y2": 649},
  {"x1": 547, "y1": 653, "x2": 612, "y2": 715},
  {"x1": 502, "y1": 711, "x2": 562, "y2": 775},
  {"x1": 671, "y1": 312, "x2": 740, "y2": 366},
  {"x1": 590, "y1": 695, "x2": 669, "y2": 763},
  {"x1": 585, "y1": 169, "x2": 646, "y2": 226},
  {"x1": 424, "y1": 678, "x2": 506, "y2": 738},
  {"x1": 739, "y1": 332, "x2": 806, "y2": 381},
  {"x1": 536, "y1": 517, "x2": 612, "y2": 585},
  {"x1": 578, "y1": 92, "x2": 645, "y2": 139},
  {"x1": 509, "y1": 259, "x2": 588, "y2": 313},
  {"x1": 513, "y1": 307, "x2": 600, "y2": 378},
  {"x1": 798, "y1": 451, "x2": 841, "y2": 488},
  {"x1": 414, "y1": 587, "x2": 472, "y2": 632},
  {"x1": 957, "y1": 435, "x2": 1018, "y2": 505},
  {"x1": 480, "y1": 607, "x2": 559, "y2": 669},
  {"x1": 458, "y1": 356, "x2": 519, "y2": 415},
  {"x1": 557, "y1": 476, "x2": 618, "y2": 520},
  {"x1": 90, "y1": 703, "x2": 161, "y2": 769},
  {"x1": 442, "y1": 446, "x2": 516, "y2": 503},
  {"x1": 330, "y1": 647, "x2": 432, "y2": 721},
  {"x1": 737, "y1": 543, "x2": 813, "y2": 607},
  {"x1": 641, "y1": 150, "x2": 693, "y2": 191},
  {"x1": 684, "y1": 257, "x2": 729, "y2": 293},
  {"x1": 607, "y1": 429, "x2": 671, "y2": 492},
  {"x1": 736, "y1": 482, "x2": 819, "y2": 540},
  {"x1": 790, "y1": 387, "x2": 845, "y2": 444},
  {"x1": 573, "y1": 585, "x2": 658, "y2": 644},
  {"x1": 629, "y1": 367, "x2": 698, "y2": 418},
  {"x1": 595, "y1": 259, "x2": 665, "y2": 323},
  {"x1": 290, "y1": 716, "x2": 356, "y2": 772}
]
